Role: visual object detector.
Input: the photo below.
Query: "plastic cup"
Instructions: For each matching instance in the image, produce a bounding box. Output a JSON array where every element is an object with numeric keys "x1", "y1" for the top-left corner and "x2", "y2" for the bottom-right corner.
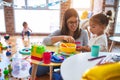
[
  {"x1": 43, "y1": 52, "x2": 51, "y2": 64},
  {"x1": 91, "y1": 45, "x2": 100, "y2": 57}
]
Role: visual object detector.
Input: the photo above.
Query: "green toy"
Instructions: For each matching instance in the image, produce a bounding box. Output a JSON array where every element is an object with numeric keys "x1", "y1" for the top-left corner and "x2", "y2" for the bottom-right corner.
[
  {"x1": 3, "y1": 68, "x2": 9, "y2": 79},
  {"x1": 8, "y1": 64, "x2": 12, "y2": 77}
]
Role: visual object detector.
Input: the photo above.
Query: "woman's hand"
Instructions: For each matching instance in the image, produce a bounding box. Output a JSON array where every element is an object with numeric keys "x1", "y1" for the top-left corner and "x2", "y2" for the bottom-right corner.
[{"x1": 63, "y1": 36, "x2": 75, "y2": 43}]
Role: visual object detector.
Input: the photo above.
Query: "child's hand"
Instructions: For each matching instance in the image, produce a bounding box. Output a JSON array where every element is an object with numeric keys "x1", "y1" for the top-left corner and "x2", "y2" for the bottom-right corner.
[
  {"x1": 76, "y1": 46, "x2": 82, "y2": 51},
  {"x1": 76, "y1": 46, "x2": 91, "y2": 52},
  {"x1": 82, "y1": 46, "x2": 91, "y2": 52}
]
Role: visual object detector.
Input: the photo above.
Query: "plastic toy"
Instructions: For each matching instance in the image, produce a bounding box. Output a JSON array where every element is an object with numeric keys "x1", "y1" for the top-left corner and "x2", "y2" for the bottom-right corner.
[
  {"x1": 0, "y1": 42, "x2": 3, "y2": 52},
  {"x1": 12, "y1": 59, "x2": 21, "y2": 75},
  {"x1": 4, "y1": 34, "x2": 10, "y2": 40},
  {"x1": 51, "y1": 55, "x2": 65, "y2": 63},
  {"x1": 0, "y1": 42, "x2": 7, "y2": 51},
  {"x1": 19, "y1": 48, "x2": 31, "y2": 55},
  {"x1": 80, "y1": 10, "x2": 88, "y2": 20},
  {"x1": 82, "y1": 62, "x2": 120, "y2": 80},
  {"x1": 6, "y1": 50, "x2": 12, "y2": 56},
  {"x1": 8, "y1": 64, "x2": 12, "y2": 77},
  {"x1": 3, "y1": 68, "x2": 9, "y2": 79},
  {"x1": 59, "y1": 43, "x2": 76, "y2": 53},
  {"x1": 31, "y1": 44, "x2": 46, "y2": 61},
  {"x1": 0, "y1": 68, "x2": 2, "y2": 77}
]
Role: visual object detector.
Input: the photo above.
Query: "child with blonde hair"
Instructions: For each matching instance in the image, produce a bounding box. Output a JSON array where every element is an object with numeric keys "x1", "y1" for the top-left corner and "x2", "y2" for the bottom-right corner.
[{"x1": 77, "y1": 13, "x2": 109, "y2": 52}]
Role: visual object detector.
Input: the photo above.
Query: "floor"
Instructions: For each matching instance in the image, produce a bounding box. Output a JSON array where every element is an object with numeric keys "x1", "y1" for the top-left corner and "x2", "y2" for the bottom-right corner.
[{"x1": 0, "y1": 36, "x2": 120, "y2": 80}]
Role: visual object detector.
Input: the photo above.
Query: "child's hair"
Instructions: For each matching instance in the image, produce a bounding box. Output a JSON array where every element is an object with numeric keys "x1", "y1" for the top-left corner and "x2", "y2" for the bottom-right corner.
[
  {"x1": 106, "y1": 10, "x2": 112, "y2": 20},
  {"x1": 89, "y1": 13, "x2": 109, "y2": 27},
  {"x1": 106, "y1": 10, "x2": 112, "y2": 17},
  {"x1": 22, "y1": 21, "x2": 27, "y2": 26}
]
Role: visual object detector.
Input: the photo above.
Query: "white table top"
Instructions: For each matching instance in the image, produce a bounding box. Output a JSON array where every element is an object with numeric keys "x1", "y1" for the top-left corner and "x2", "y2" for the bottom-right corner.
[
  {"x1": 109, "y1": 36, "x2": 120, "y2": 42},
  {"x1": 60, "y1": 52, "x2": 119, "y2": 80}
]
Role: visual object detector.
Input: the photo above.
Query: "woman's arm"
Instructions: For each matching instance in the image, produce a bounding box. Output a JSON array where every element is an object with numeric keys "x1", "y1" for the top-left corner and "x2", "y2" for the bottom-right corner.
[
  {"x1": 42, "y1": 30, "x2": 75, "y2": 45},
  {"x1": 51, "y1": 36, "x2": 75, "y2": 44}
]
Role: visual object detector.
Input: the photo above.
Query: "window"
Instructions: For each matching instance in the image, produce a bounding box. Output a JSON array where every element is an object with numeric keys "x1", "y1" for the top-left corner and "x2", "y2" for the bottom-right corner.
[
  {"x1": 0, "y1": 1, "x2": 6, "y2": 32},
  {"x1": 115, "y1": 6, "x2": 120, "y2": 34},
  {"x1": 71, "y1": 0, "x2": 92, "y2": 18},
  {"x1": 14, "y1": 0, "x2": 60, "y2": 34},
  {"x1": 71, "y1": 0, "x2": 91, "y2": 9}
]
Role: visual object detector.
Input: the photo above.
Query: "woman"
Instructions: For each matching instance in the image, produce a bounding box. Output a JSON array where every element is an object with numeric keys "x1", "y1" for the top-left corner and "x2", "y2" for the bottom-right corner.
[
  {"x1": 29, "y1": 8, "x2": 88, "y2": 77},
  {"x1": 43, "y1": 8, "x2": 88, "y2": 48}
]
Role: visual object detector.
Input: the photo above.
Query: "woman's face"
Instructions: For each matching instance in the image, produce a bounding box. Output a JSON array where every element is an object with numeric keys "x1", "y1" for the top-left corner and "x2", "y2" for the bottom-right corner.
[{"x1": 67, "y1": 16, "x2": 79, "y2": 33}]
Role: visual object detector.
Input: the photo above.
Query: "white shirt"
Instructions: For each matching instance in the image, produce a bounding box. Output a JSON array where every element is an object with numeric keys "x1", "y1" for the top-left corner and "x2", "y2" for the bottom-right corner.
[
  {"x1": 23, "y1": 27, "x2": 31, "y2": 32},
  {"x1": 88, "y1": 34, "x2": 108, "y2": 52}
]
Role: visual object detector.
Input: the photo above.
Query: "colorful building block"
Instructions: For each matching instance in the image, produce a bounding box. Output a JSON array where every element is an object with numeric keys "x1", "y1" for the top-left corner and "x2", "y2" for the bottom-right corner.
[{"x1": 31, "y1": 44, "x2": 46, "y2": 61}]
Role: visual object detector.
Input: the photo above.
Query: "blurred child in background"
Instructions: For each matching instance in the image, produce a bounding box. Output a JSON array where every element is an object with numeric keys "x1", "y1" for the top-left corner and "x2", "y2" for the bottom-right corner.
[{"x1": 22, "y1": 21, "x2": 32, "y2": 40}]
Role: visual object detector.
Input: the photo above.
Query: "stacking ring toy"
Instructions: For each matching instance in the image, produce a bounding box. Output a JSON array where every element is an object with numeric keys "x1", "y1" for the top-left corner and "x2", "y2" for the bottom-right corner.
[{"x1": 19, "y1": 48, "x2": 31, "y2": 55}]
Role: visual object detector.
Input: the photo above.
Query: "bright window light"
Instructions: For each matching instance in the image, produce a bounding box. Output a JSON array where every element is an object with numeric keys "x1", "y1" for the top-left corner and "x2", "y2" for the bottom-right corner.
[{"x1": 72, "y1": 0, "x2": 91, "y2": 9}]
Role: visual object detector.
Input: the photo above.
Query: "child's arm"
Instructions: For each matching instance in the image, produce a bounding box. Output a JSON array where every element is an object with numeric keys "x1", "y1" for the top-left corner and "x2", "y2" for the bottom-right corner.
[{"x1": 76, "y1": 45, "x2": 91, "y2": 52}]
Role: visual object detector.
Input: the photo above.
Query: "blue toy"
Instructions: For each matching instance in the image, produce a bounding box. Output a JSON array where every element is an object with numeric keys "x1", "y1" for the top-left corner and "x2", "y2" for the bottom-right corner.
[
  {"x1": 6, "y1": 51, "x2": 12, "y2": 56},
  {"x1": 51, "y1": 55, "x2": 65, "y2": 63},
  {"x1": 19, "y1": 48, "x2": 31, "y2": 55}
]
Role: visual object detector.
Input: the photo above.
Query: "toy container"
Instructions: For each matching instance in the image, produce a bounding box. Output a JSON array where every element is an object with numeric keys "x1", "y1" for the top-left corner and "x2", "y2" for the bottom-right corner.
[
  {"x1": 11, "y1": 53, "x2": 22, "y2": 75},
  {"x1": 59, "y1": 43, "x2": 76, "y2": 53}
]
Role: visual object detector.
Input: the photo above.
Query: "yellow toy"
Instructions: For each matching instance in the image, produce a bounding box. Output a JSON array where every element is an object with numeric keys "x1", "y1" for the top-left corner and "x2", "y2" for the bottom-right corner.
[
  {"x1": 81, "y1": 62, "x2": 120, "y2": 80},
  {"x1": 59, "y1": 43, "x2": 76, "y2": 53},
  {"x1": 31, "y1": 44, "x2": 46, "y2": 61},
  {"x1": 80, "y1": 10, "x2": 88, "y2": 20}
]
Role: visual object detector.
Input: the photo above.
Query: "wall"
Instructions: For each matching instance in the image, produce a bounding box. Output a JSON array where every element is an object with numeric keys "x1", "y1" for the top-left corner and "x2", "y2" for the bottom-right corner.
[{"x1": 4, "y1": 0, "x2": 15, "y2": 35}]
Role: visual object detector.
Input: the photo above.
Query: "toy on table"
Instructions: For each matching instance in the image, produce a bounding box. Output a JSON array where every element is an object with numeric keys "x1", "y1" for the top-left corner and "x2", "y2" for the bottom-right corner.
[
  {"x1": 75, "y1": 41, "x2": 81, "y2": 49},
  {"x1": 31, "y1": 44, "x2": 46, "y2": 61},
  {"x1": 59, "y1": 43, "x2": 76, "y2": 54},
  {"x1": 19, "y1": 48, "x2": 31, "y2": 55},
  {"x1": 51, "y1": 54, "x2": 65, "y2": 63},
  {"x1": 82, "y1": 62, "x2": 120, "y2": 80}
]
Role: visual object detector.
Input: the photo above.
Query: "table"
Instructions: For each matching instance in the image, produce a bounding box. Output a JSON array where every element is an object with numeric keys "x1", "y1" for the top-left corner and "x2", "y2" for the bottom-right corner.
[
  {"x1": 60, "y1": 52, "x2": 118, "y2": 80},
  {"x1": 28, "y1": 45, "x2": 61, "y2": 80},
  {"x1": 109, "y1": 36, "x2": 120, "y2": 52}
]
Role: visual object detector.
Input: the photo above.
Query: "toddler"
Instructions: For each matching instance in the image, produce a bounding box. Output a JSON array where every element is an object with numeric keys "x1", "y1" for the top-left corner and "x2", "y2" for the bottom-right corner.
[
  {"x1": 22, "y1": 22, "x2": 32, "y2": 39},
  {"x1": 77, "y1": 13, "x2": 109, "y2": 52}
]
